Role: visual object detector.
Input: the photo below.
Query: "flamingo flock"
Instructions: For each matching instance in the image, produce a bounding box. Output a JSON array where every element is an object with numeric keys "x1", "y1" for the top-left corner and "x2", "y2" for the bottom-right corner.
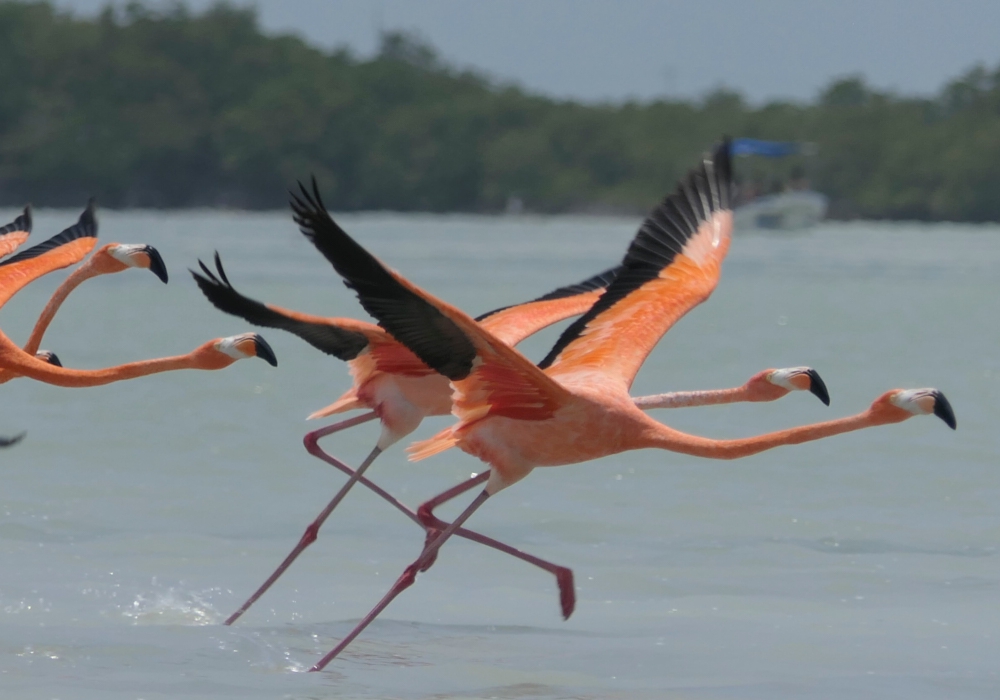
[
  {"x1": 0, "y1": 201, "x2": 276, "y2": 441},
  {"x1": 5, "y1": 139, "x2": 956, "y2": 672}
]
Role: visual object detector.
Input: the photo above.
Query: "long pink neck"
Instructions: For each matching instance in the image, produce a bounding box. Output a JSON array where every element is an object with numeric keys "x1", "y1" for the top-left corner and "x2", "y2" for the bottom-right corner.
[
  {"x1": 0, "y1": 330, "x2": 201, "y2": 387},
  {"x1": 22, "y1": 266, "x2": 92, "y2": 355},
  {"x1": 632, "y1": 385, "x2": 747, "y2": 409},
  {"x1": 640, "y1": 410, "x2": 880, "y2": 459}
]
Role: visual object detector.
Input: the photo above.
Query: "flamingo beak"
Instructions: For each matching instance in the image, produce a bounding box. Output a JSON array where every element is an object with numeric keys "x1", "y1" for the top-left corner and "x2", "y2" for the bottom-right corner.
[
  {"x1": 234, "y1": 333, "x2": 278, "y2": 367},
  {"x1": 890, "y1": 388, "x2": 957, "y2": 429},
  {"x1": 768, "y1": 367, "x2": 830, "y2": 406},
  {"x1": 107, "y1": 244, "x2": 169, "y2": 283},
  {"x1": 143, "y1": 245, "x2": 169, "y2": 283},
  {"x1": 252, "y1": 334, "x2": 278, "y2": 367},
  {"x1": 931, "y1": 390, "x2": 957, "y2": 429},
  {"x1": 803, "y1": 368, "x2": 830, "y2": 406}
]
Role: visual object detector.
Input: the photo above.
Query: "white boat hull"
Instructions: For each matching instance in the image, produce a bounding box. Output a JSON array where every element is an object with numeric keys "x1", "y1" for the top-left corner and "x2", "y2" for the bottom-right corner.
[{"x1": 735, "y1": 191, "x2": 828, "y2": 231}]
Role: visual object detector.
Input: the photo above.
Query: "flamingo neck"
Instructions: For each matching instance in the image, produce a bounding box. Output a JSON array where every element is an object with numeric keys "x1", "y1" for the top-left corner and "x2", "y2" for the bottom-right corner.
[
  {"x1": 0, "y1": 330, "x2": 204, "y2": 387},
  {"x1": 633, "y1": 385, "x2": 747, "y2": 409},
  {"x1": 640, "y1": 410, "x2": 879, "y2": 459},
  {"x1": 22, "y1": 265, "x2": 97, "y2": 355}
]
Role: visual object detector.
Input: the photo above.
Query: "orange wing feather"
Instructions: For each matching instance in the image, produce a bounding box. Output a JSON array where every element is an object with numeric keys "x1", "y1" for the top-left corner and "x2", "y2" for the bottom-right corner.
[
  {"x1": 0, "y1": 231, "x2": 29, "y2": 259},
  {"x1": 540, "y1": 142, "x2": 734, "y2": 392},
  {"x1": 0, "y1": 206, "x2": 31, "y2": 260},
  {"x1": 481, "y1": 287, "x2": 608, "y2": 346},
  {"x1": 546, "y1": 213, "x2": 731, "y2": 390},
  {"x1": 0, "y1": 205, "x2": 98, "y2": 308}
]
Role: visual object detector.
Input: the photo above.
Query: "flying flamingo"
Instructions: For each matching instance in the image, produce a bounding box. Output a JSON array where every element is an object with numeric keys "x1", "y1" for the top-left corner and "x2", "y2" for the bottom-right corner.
[
  {"x1": 287, "y1": 140, "x2": 956, "y2": 670},
  {"x1": 0, "y1": 204, "x2": 169, "y2": 383},
  {"x1": 0, "y1": 208, "x2": 278, "y2": 385},
  {"x1": 0, "y1": 206, "x2": 31, "y2": 259},
  {"x1": 194, "y1": 249, "x2": 827, "y2": 625}
]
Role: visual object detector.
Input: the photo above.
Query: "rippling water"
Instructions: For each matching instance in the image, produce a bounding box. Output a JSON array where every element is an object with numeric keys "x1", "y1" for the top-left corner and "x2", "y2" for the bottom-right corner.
[{"x1": 1, "y1": 210, "x2": 996, "y2": 699}]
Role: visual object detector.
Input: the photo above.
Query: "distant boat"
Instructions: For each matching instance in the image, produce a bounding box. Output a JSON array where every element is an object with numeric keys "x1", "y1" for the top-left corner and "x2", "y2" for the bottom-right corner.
[
  {"x1": 734, "y1": 190, "x2": 828, "y2": 231},
  {"x1": 730, "y1": 138, "x2": 827, "y2": 231}
]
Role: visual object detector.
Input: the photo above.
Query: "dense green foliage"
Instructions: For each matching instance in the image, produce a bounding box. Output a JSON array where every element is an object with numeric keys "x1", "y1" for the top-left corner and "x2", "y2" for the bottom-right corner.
[{"x1": 2, "y1": 1, "x2": 999, "y2": 219}]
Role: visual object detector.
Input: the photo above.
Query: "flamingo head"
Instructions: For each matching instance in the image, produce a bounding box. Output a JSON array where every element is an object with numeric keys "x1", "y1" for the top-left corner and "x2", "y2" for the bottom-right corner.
[
  {"x1": 748, "y1": 367, "x2": 830, "y2": 405},
  {"x1": 872, "y1": 388, "x2": 957, "y2": 429},
  {"x1": 97, "y1": 243, "x2": 169, "y2": 283},
  {"x1": 205, "y1": 333, "x2": 278, "y2": 368}
]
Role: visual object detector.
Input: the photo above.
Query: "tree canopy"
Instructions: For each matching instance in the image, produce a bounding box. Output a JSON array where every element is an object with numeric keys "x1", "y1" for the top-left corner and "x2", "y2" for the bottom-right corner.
[{"x1": 1, "y1": 1, "x2": 999, "y2": 220}]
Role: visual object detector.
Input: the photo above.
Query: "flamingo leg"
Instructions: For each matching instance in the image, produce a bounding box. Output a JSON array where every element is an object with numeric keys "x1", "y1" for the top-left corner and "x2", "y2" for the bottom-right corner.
[
  {"x1": 310, "y1": 488, "x2": 491, "y2": 671},
  {"x1": 306, "y1": 432, "x2": 572, "y2": 616},
  {"x1": 411, "y1": 472, "x2": 576, "y2": 619},
  {"x1": 224, "y1": 412, "x2": 379, "y2": 625},
  {"x1": 226, "y1": 416, "x2": 574, "y2": 624}
]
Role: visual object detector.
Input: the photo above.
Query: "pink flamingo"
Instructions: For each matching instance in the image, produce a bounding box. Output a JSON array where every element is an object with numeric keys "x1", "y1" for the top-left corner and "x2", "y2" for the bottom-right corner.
[{"x1": 288, "y1": 140, "x2": 956, "y2": 670}]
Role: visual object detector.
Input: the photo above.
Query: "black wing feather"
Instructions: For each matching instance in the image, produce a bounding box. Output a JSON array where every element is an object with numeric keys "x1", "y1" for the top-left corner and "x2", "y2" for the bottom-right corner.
[
  {"x1": 191, "y1": 252, "x2": 370, "y2": 362},
  {"x1": 0, "y1": 201, "x2": 96, "y2": 268},
  {"x1": 0, "y1": 206, "x2": 31, "y2": 237},
  {"x1": 538, "y1": 139, "x2": 733, "y2": 369},
  {"x1": 291, "y1": 179, "x2": 477, "y2": 380}
]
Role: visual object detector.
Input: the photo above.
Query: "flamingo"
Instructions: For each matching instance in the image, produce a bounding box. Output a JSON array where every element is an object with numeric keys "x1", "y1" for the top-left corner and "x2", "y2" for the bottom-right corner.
[
  {"x1": 0, "y1": 204, "x2": 169, "y2": 383},
  {"x1": 0, "y1": 206, "x2": 31, "y2": 259},
  {"x1": 193, "y1": 249, "x2": 827, "y2": 624},
  {"x1": 286, "y1": 140, "x2": 956, "y2": 670},
  {"x1": 0, "y1": 207, "x2": 278, "y2": 385}
]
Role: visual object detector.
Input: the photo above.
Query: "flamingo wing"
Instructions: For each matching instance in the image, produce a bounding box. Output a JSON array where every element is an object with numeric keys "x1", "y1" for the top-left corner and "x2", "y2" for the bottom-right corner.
[
  {"x1": 476, "y1": 267, "x2": 619, "y2": 346},
  {"x1": 191, "y1": 252, "x2": 372, "y2": 361},
  {"x1": 0, "y1": 206, "x2": 31, "y2": 259},
  {"x1": 291, "y1": 181, "x2": 572, "y2": 421},
  {"x1": 537, "y1": 140, "x2": 735, "y2": 391},
  {"x1": 0, "y1": 202, "x2": 98, "y2": 307},
  {"x1": 194, "y1": 253, "x2": 617, "y2": 383}
]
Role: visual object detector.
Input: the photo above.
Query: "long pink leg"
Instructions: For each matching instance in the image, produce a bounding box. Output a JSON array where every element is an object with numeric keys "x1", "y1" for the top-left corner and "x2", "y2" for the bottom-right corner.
[
  {"x1": 224, "y1": 412, "x2": 379, "y2": 625},
  {"x1": 225, "y1": 415, "x2": 574, "y2": 624},
  {"x1": 310, "y1": 487, "x2": 493, "y2": 671},
  {"x1": 306, "y1": 436, "x2": 574, "y2": 619}
]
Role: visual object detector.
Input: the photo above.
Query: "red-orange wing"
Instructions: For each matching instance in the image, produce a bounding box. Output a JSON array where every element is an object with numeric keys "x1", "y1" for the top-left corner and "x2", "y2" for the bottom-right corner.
[
  {"x1": 0, "y1": 206, "x2": 31, "y2": 259},
  {"x1": 0, "y1": 203, "x2": 98, "y2": 308},
  {"x1": 477, "y1": 267, "x2": 618, "y2": 346},
  {"x1": 538, "y1": 141, "x2": 734, "y2": 392}
]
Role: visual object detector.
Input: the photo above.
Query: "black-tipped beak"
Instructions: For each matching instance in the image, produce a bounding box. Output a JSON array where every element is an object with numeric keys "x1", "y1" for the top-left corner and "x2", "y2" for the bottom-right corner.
[
  {"x1": 252, "y1": 334, "x2": 278, "y2": 367},
  {"x1": 144, "y1": 245, "x2": 168, "y2": 283},
  {"x1": 931, "y1": 390, "x2": 957, "y2": 430},
  {"x1": 0, "y1": 432, "x2": 26, "y2": 447},
  {"x1": 39, "y1": 350, "x2": 62, "y2": 367},
  {"x1": 805, "y1": 368, "x2": 830, "y2": 406}
]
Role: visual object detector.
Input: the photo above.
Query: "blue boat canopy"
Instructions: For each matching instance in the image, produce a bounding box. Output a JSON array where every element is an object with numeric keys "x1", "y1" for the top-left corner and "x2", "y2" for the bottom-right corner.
[{"x1": 730, "y1": 138, "x2": 809, "y2": 158}]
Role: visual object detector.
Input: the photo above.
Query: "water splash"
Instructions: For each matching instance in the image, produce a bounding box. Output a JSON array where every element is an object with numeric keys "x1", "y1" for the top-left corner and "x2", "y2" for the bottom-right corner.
[{"x1": 122, "y1": 587, "x2": 222, "y2": 626}]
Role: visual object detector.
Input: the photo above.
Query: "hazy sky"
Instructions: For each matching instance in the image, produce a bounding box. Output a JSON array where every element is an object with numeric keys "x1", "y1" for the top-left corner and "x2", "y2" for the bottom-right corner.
[{"x1": 54, "y1": 0, "x2": 1000, "y2": 103}]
